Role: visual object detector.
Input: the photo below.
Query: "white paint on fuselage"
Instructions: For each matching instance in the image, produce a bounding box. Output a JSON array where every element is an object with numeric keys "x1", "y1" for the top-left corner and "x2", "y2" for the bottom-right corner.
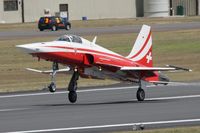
[
  {"x1": 17, "y1": 37, "x2": 136, "y2": 70},
  {"x1": 17, "y1": 37, "x2": 132, "y2": 65},
  {"x1": 18, "y1": 38, "x2": 123, "y2": 57}
]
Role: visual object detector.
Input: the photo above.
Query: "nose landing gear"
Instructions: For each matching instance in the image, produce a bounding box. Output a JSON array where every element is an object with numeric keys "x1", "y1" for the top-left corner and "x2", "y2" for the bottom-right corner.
[{"x1": 48, "y1": 62, "x2": 59, "y2": 93}]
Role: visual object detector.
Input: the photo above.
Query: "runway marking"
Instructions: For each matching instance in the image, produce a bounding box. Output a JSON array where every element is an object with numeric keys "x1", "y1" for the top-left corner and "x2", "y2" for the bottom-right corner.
[
  {"x1": 147, "y1": 95, "x2": 200, "y2": 101},
  {"x1": 0, "y1": 82, "x2": 196, "y2": 99},
  {"x1": 6, "y1": 118, "x2": 200, "y2": 133},
  {"x1": 0, "y1": 108, "x2": 29, "y2": 112}
]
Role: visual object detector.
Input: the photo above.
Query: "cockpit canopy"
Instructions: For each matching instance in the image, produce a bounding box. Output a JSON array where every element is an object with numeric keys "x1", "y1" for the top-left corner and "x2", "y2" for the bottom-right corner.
[{"x1": 57, "y1": 35, "x2": 82, "y2": 44}]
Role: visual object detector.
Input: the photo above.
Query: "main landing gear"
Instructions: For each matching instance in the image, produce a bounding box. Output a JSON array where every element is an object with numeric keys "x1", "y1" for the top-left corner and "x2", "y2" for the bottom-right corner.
[
  {"x1": 68, "y1": 70, "x2": 79, "y2": 103},
  {"x1": 136, "y1": 80, "x2": 145, "y2": 101},
  {"x1": 48, "y1": 62, "x2": 58, "y2": 93},
  {"x1": 47, "y1": 62, "x2": 144, "y2": 103}
]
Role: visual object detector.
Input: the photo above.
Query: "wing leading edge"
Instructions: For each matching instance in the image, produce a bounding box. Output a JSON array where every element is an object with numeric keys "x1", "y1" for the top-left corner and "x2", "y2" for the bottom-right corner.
[{"x1": 26, "y1": 67, "x2": 70, "y2": 74}]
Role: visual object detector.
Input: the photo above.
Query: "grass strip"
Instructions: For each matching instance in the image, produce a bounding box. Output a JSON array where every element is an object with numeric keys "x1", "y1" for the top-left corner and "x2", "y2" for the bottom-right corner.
[{"x1": 0, "y1": 29, "x2": 199, "y2": 92}]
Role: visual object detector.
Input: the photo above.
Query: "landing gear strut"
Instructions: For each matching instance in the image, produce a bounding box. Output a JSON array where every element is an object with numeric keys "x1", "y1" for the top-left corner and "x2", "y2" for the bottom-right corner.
[
  {"x1": 68, "y1": 70, "x2": 79, "y2": 103},
  {"x1": 136, "y1": 80, "x2": 145, "y2": 101},
  {"x1": 48, "y1": 62, "x2": 58, "y2": 93}
]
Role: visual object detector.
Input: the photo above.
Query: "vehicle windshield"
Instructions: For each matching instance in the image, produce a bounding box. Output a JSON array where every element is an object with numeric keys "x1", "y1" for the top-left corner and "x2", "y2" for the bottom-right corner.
[{"x1": 57, "y1": 35, "x2": 82, "y2": 44}]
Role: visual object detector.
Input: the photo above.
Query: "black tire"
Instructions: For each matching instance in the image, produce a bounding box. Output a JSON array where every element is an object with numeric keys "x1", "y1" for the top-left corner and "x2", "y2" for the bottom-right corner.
[
  {"x1": 39, "y1": 28, "x2": 44, "y2": 31},
  {"x1": 65, "y1": 24, "x2": 71, "y2": 30},
  {"x1": 48, "y1": 82, "x2": 56, "y2": 93},
  {"x1": 68, "y1": 91, "x2": 77, "y2": 103},
  {"x1": 136, "y1": 88, "x2": 145, "y2": 101},
  {"x1": 51, "y1": 25, "x2": 57, "y2": 31}
]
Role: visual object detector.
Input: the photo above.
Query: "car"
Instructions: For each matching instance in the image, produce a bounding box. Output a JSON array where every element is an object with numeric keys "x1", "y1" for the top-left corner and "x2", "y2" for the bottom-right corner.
[{"x1": 38, "y1": 16, "x2": 71, "y2": 31}]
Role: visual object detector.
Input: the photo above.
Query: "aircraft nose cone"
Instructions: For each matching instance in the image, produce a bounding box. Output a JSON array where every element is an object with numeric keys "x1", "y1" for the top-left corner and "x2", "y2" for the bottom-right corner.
[
  {"x1": 16, "y1": 44, "x2": 28, "y2": 49},
  {"x1": 16, "y1": 44, "x2": 37, "y2": 53}
]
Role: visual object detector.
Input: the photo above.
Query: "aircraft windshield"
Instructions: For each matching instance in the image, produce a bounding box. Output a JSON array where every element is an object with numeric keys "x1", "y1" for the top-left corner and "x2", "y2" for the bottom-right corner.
[
  {"x1": 57, "y1": 35, "x2": 82, "y2": 44},
  {"x1": 57, "y1": 35, "x2": 71, "y2": 42},
  {"x1": 70, "y1": 35, "x2": 82, "y2": 43}
]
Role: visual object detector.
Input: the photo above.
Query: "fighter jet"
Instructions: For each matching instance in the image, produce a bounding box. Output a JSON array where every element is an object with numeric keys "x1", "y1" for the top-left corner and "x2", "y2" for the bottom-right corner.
[{"x1": 17, "y1": 25, "x2": 191, "y2": 103}]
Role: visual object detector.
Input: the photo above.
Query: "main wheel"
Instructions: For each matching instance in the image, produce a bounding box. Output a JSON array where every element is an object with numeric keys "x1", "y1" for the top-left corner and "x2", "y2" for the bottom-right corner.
[
  {"x1": 48, "y1": 82, "x2": 56, "y2": 93},
  {"x1": 68, "y1": 91, "x2": 77, "y2": 103},
  {"x1": 136, "y1": 88, "x2": 145, "y2": 101}
]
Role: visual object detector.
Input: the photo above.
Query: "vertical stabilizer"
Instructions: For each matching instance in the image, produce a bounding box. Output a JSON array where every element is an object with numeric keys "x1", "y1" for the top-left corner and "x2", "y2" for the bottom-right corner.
[{"x1": 127, "y1": 25, "x2": 153, "y2": 67}]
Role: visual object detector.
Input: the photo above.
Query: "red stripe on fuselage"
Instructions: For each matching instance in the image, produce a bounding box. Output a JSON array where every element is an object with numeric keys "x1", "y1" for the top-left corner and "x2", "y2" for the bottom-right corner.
[
  {"x1": 46, "y1": 46, "x2": 126, "y2": 61},
  {"x1": 45, "y1": 46, "x2": 142, "y2": 66},
  {"x1": 35, "y1": 46, "x2": 144, "y2": 67}
]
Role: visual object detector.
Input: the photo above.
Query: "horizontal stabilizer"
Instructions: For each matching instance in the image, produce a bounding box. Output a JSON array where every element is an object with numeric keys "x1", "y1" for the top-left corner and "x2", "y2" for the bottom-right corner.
[
  {"x1": 166, "y1": 65, "x2": 192, "y2": 72},
  {"x1": 149, "y1": 81, "x2": 190, "y2": 85},
  {"x1": 26, "y1": 67, "x2": 70, "y2": 74}
]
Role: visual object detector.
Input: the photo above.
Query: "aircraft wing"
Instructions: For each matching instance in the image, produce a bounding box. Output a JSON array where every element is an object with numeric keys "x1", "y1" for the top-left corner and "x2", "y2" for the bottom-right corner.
[
  {"x1": 121, "y1": 67, "x2": 175, "y2": 71},
  {"x1": 120, "y1": 65, "x2": 192, "y2": 72},
  {"x1": 26, "y1": 67, "x2": 70, "y2": 74}
]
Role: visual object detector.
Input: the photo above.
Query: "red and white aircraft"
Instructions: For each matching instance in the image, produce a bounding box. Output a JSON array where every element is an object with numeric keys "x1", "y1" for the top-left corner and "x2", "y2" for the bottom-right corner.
[{"x1": 17, "y1": 25, "x2": 191, "y2": 103}]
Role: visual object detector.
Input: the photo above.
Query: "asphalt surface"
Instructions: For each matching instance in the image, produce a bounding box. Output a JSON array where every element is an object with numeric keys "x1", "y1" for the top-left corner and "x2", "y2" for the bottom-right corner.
[
  {"x1": 0, "y1": 83, "x2": 200, "y2": 133},
  {"x1": 0, "y1": 22, "x2": 200, "y2": 40}
]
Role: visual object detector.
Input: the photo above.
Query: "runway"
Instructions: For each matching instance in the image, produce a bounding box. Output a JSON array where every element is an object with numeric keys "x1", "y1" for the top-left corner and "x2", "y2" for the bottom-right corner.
[
  {"x1": 0, "y1": 22, "x2": 200, "y2": 39},
  {"x1": 0, "y1": 83, "x2": 200, "y2": 132}
]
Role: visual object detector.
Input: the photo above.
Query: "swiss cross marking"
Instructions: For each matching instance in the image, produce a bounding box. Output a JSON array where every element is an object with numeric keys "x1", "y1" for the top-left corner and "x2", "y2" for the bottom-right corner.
[{"x1": 146, "y1": 52, "x2": 152, "y2": 64}]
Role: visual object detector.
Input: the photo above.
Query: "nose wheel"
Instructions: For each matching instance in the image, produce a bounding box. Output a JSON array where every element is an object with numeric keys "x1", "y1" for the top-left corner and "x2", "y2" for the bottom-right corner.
[{"x1": 48, "y1": 82, "x2": 56, "y2": 92}]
